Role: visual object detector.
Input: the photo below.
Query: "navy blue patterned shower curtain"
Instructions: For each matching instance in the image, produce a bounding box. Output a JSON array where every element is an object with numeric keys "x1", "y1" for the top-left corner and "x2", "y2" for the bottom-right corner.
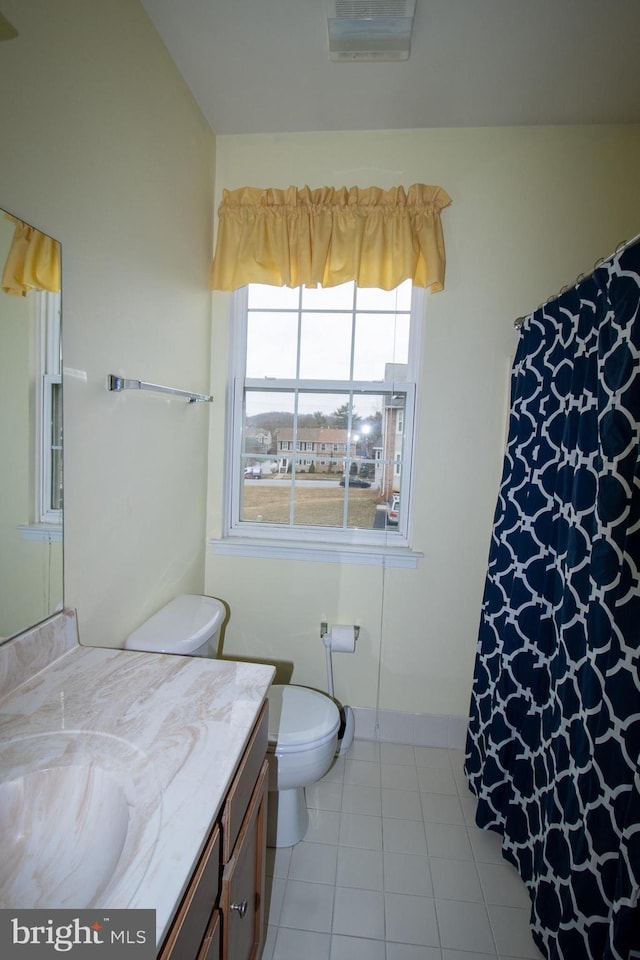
[{"x1": 465, "y1": 239, "x2": 640, "y2": 960}]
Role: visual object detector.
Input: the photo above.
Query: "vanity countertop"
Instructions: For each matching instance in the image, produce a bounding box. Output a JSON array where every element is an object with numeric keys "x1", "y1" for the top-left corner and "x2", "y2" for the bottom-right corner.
[{"x1": 0, "y1": 614, "x2": 274, "y2": 948}]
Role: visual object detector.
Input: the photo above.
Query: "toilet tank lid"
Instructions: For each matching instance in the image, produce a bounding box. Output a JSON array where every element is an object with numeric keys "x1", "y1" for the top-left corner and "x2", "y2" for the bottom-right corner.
[
  {"x1": 267, "y1": 684, "x2": 340, "y2": 747},
  {"x1": 123, "y1": 594, "x2": 225, "y2": 654}
]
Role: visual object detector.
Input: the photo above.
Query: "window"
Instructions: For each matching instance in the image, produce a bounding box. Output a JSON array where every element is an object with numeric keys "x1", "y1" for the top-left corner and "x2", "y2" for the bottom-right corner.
[
  {"x1": 220, "y1": 280, "x2": 424, "y2": 565},
  {"x1": 37, "y1": 291, "x2": 62, "y2": 525},
  {"x1": 18, "y1": 289, "x2": 62, "y2": 542}
]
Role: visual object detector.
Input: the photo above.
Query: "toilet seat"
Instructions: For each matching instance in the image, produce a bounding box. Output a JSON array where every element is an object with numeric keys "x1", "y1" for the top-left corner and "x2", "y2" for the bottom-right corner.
[{"x1": 267, "y1": 684, "x2": 340, "y2": 753}]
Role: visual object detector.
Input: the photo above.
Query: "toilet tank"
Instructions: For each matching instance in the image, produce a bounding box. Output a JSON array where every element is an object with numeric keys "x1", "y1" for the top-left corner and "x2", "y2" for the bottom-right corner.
[{"x1": 123, "y1": 594, "x2": 226, "y2": 656}]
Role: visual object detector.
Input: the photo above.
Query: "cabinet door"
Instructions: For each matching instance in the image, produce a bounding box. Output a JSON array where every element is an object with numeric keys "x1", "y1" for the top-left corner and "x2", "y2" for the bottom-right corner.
[
  {"x1": 197, "y1": 910, "x2": 220, "y2": 960},
  {"x1": 220, "y1": 760, "x2": 268, "y2": 960},
  {"x1": 158, "y1": 824, "x2": 221, "y2": 960}
]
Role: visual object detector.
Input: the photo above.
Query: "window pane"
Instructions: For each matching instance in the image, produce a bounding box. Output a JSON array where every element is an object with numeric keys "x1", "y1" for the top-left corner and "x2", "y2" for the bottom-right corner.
[
  {"x1": 242, "y1": 390, "x2": 292, "y2": 484},
  {"x1": 247, "y1": 312, "x2": 298, "y2": 378},
  {"x1": 291, "y1": 465, "x2": 346, "y2": 528},
  {"x1": 296, "y1": 391, "x2": 353, "y2": 422},
  {"x1": 353, "y1": 313, "x2": 410, "y2": 380},
  {"x1": 243, "y1": 389, "x2": 294, "y2": 425},
  {"x1": 241, "y1": 482, "x2": 291, "y2": 524},
  {"x1": 241, "y1": 389, "x2": 292, "y2": 525},
  {"x1": 50, "y1": 381, "x2": 63, "y2": 511},
  {"x1": 377, "y1": 398, "x2": 405, "y2": 500},
  {"x1": 356, "y1": 280, "x2": 412, "y2": 311},
  {"x1": 301, "y1": 282, "x2": 354, "y2": 310},
  {"x1": 248, "y1": 284, "x2": 299, "y2": 309},
  {"x1": 345, "y1": 483, "x2": 379, "y2": 530},
  {"x1": 299, "y1": 312, "x2": 352, "y2": 380}
]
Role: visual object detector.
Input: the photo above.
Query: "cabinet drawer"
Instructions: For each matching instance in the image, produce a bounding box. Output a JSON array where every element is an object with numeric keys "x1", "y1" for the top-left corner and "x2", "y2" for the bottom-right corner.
[
  {"x1": 221, "y1": 701, "x2": 268, "y2": 862},
  {"x1": 158, "y1": 823, "x2": 220, "y2": 960}
]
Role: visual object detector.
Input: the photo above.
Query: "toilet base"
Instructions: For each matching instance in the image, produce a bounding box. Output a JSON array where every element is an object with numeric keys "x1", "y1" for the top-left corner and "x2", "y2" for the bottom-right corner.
[{"x1": 267, "y1": 787, "x2": 309, "y2": 848}]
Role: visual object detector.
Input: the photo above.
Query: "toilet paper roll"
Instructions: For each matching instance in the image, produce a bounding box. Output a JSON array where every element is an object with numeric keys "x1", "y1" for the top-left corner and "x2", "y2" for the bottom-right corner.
[{"x1": 328, "y1": 625, "x2": 357, "y2": 653}]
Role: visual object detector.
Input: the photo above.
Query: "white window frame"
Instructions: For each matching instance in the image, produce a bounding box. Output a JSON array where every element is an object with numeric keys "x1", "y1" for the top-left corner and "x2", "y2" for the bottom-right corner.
[
  {"x1": 37, "y1": 291, "x2": 62, "y2": 525},
  {"x1": 212, "y1": 284, "x2": 426, "y2": 568},
  {"x1": 19, "y1": 289, "x2": 62, "y2": 543},
  {"x1": 40, "y1": 372, "x2": 62, "y2": 522}
]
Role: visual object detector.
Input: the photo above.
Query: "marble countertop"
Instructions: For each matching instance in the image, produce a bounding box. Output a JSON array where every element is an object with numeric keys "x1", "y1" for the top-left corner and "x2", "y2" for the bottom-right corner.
[{"x1": 0, "y1": 612, "x2": 274, "y2": 948}]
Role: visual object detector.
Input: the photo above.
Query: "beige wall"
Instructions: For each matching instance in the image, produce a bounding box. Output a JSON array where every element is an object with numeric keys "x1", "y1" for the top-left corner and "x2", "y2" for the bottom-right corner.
[
  {"x1": 206, "y1": 125, "x2": 640, "y2": 717},
  {"x1": 0, "y1": 0, "x2": 215, "y2": 646}
]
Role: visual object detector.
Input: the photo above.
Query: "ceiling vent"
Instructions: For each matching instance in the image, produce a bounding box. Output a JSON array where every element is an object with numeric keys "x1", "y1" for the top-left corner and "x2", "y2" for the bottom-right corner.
[{"x1": 326, "y1": 0, "x2": 416, "y2": 62}]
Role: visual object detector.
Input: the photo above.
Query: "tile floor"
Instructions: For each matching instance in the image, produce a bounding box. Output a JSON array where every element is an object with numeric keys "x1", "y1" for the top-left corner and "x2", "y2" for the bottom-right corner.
[{"x1": 261, "y1": 739, "x2": 546, "y2": 960}]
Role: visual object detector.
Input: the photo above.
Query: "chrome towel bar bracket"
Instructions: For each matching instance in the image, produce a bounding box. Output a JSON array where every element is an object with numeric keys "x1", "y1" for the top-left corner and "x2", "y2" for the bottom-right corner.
[{"x1": 107, "y1": 374, "x2": 212, "y2": 404}]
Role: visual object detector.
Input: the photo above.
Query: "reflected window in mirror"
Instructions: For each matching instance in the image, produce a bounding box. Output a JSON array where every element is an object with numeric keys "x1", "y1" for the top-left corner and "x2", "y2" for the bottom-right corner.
[
  {"x1": 36, "y1": 290, "x2": 62, "y2": 524},
  {"x1": 0, "y1": 211, "x2": 63, "y2": 642}
]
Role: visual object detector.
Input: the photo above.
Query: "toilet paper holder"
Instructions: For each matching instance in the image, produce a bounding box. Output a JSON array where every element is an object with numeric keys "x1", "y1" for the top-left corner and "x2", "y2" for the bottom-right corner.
[
  {"x1": 320, "y1": 622, "x2": 358, "y2": 758},
  {"x1": 320, "y1": 622, "x2": 360, "y2": 645}
]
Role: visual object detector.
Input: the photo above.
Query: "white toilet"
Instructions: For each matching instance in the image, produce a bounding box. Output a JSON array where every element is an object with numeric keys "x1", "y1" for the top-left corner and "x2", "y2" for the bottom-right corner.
[
  {"x1": 266, "y1": 684, "x2": 340, "y2": 848},
  {"x1": 123, "y1": 594, "x2": 341, "y2": 848}
]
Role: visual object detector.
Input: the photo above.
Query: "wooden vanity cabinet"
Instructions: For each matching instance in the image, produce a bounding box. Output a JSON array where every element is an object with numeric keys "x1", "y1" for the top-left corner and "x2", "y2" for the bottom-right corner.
[{"x1": 159, "y1": 702, "x2": 269, "y2": 960}]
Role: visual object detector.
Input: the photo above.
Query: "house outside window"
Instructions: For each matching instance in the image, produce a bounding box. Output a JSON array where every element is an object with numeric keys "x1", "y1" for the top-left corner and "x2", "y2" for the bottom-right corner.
[{"x1": 221, "y1": 280, "x2": 424, "y2": 564}]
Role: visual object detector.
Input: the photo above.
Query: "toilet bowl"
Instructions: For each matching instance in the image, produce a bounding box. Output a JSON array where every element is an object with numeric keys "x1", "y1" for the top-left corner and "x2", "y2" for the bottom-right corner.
[
  {"x1": 123, "y1": 595, "x2": 340, "y2": 848},
  {"x1": 266, "y1": 684, "x2": 340, "y2": 848}
]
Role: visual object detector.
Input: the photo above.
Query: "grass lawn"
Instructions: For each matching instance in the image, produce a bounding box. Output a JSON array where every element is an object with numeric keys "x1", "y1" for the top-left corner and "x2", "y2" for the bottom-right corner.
[{"x1": 242, "y1": 483, "x2": 378, "y2": 528}]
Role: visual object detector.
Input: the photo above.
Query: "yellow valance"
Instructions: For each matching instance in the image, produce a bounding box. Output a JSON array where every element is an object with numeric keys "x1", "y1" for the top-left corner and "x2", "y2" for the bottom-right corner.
[
  {"x1": 1, "y1": 214, "x2": 61, "y2": 296},
  {"x1": 209, "y1": 183, "x2": 451, "y2": 293}
]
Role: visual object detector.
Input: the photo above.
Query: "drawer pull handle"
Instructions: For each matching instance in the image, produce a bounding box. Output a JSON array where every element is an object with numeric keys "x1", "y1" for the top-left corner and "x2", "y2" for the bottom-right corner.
[{"x1": 230, "y1": 899, "x2": 248, "y2": 919}]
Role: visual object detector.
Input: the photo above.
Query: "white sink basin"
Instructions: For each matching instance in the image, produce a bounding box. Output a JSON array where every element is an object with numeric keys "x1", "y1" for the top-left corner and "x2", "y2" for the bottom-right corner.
[{"x1": 0, "y1": 731, "x2": 162, "y2": 908}]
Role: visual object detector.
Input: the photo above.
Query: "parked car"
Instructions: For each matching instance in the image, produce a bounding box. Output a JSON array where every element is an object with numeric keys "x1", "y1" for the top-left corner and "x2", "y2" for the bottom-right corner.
[
  {"x1": 339, "y1": 476, "x2": 371, "y2": 488},
  {"x1": 244, "y1": 467, "x2": 262, "y2": 479},
  {"x1": 387, "y1": 494, "x2": 400, "y2": 525}
]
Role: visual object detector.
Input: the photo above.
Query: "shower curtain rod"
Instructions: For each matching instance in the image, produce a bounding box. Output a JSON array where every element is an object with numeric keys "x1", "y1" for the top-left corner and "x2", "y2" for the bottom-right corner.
[{"x1": 513, "y1": 231, "x2": 640, "y2": 331}]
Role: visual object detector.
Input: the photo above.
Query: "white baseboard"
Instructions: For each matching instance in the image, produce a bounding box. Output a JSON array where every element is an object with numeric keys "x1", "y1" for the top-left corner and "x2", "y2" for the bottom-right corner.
[{"x1": 352, "y1": 706, "x2": 468, "y2": 750}]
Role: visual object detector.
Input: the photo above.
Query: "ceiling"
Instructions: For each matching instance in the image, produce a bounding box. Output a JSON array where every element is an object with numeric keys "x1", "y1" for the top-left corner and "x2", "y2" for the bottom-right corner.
[{"x1": 140, "y1": 0, "x2": 640, "y2": 136}]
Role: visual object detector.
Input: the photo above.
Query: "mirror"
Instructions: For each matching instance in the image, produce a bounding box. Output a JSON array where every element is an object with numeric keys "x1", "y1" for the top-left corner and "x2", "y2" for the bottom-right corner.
[{"x1": 0, "y1": 210, "x2": 63, "y2": 642}]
